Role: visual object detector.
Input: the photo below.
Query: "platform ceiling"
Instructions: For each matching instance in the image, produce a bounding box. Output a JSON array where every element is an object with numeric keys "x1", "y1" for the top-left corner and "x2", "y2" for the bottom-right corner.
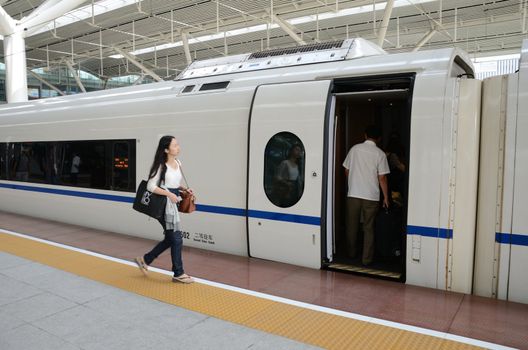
[{"x1": 0, "y1": 0, "x2": 525, "y2": 80}]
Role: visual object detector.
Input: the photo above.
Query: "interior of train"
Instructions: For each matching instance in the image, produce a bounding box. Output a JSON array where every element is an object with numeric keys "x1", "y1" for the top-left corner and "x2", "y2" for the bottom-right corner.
[{"x1": 327, "y1": 74, "x2": 414, "y2": 281}]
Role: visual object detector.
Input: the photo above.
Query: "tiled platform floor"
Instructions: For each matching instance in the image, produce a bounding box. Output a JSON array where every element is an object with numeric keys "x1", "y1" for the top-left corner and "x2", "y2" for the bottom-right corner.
[
  {"x1": 1, "y1": 210, "x2": 527, "y2": 349},
  {"x1": 0, "y1": 251, "x2": 320, "y2": 350}
]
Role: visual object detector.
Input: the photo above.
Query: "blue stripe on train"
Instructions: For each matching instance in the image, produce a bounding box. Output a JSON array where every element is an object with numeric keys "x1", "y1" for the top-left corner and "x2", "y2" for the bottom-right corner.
[
  {"x1": 2, "y1": 182, "x2": 528, "y2": 246},
  {"x1": 495, "y1": 232, "x2": 528, "y2": 246},
  {"x1": 0, "y1": 182, "x2": 134, "y2": 203},
  {"x1": 407, "y1": 225, "x2": 453, "y2": 239},
  {"x1": 0, "y1": 182, "x2": 320, "y2": 226}
]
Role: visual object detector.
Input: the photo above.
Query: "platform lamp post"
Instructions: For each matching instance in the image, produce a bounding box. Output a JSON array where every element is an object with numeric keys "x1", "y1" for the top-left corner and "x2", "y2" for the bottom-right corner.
[{"x1": 0, "y1": 0, "x2": 88, "y2": 103}]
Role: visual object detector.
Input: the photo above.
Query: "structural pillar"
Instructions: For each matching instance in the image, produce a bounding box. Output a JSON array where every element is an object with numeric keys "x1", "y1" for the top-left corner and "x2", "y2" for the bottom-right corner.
[{"x1": 4, "y1": 30, "x2": 28, "y2": 103}]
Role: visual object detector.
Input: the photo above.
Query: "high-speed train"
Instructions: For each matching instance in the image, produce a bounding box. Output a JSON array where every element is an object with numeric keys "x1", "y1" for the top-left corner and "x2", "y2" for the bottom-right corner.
[{"x1": 0, "y1": 38, "x2": 526, "y2": 304}]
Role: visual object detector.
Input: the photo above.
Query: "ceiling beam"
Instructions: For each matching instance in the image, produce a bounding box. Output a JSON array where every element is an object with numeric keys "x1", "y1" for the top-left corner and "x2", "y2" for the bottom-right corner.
[
  {"x1": 271, "y1": 13, "x2": 306, "y2": 45},
  {"x1": 28, "y1": 69, "x2": 66, "y2": 95},
  {"x1": 181, "y1": 32, "x2": 192, "y2": 65},
  {"x1": 65, "y1": 60, "x2": 87, "y2": 92},
  {"x1": 113, "y1": 46, "x2": 163, "y2": 81},
  {"x1": 412, "y1": 29, "x2": 437, "y2": 52},
  {"x1": 132, "y1": 74, "x2": 145, "y2": 85},
  {"x1": 377, "y1": 0, "x2": 395, "y2": 47},
  {"x1": 23, "y1": 0, "x2": 89, "y2": 35}
]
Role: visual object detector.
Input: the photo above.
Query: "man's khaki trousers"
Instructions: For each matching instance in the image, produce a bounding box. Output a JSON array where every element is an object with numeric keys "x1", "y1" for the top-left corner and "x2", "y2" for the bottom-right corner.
[{"x1": 346, "y1": 197, "x2": 379, "y2": 265}]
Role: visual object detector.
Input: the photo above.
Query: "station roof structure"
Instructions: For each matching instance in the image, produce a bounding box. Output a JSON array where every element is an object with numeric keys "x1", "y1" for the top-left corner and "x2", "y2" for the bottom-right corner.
[{"x1": 0, "y1": 0, "x2": 525, "y2": 81}]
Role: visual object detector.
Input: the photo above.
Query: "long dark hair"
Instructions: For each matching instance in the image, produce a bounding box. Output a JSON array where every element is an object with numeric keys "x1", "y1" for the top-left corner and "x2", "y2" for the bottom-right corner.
[{"x1": 148, "y1": 135, "x2": 175, "y2": 186}]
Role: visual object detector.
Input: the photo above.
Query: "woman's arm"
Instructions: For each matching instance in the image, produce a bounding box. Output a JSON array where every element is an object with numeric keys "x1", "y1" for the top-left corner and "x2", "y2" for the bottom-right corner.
[{"x1": 147, "y1": 166, "x2": 180, "y2": 202}]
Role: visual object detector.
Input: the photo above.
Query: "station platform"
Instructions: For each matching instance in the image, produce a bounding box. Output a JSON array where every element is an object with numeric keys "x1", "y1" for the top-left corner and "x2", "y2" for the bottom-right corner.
[{"x1": 1, "y1": 210, "x2": 527, "y2": 350}]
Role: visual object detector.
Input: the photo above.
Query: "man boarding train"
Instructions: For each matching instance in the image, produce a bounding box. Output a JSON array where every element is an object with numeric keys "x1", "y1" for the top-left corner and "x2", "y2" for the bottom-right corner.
[{"x1": 343, "y1": 125, "x2": 390, "y2": 266}]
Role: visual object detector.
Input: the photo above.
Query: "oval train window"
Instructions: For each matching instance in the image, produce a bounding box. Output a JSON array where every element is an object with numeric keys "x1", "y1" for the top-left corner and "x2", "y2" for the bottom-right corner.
[{"x1": 264, "y1": 132, "x2": 305, "y2": 208}]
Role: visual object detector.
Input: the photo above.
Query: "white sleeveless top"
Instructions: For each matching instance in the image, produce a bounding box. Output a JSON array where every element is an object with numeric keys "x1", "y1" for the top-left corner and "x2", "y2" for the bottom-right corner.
[{"x1": 146, "y1": 162, "x2": 183, "y2": 192}]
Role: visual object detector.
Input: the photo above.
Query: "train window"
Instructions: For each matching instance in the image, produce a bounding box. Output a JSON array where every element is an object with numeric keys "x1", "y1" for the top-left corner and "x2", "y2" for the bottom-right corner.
[
  {"x1": 182, "y1": 85, "x2": 195, "y2": 93},
  {"x1": 61, "y1": 140, "x2": 108, "y2": 189},
  {"x1": 26, "y1": 142, "x2": 48, "y2": 183},
  {"x1": 264, "y1": 132, "x2": 305, "y2": 208},
  {"x1": 112, "y1": 141, "x2": 136, "y2": 191},
  {"x1": 0, "y1": 143, "x2": 6, "y2": 179},
  {"x1": 199, "y1": 81, "x2": 229, "y2": 91},
  {"x1": 9, "y1": 143, "x2": 32, "y2": 182},
  {"x1": 5, "y1": 139, "x2": 136, "y2": 192}
]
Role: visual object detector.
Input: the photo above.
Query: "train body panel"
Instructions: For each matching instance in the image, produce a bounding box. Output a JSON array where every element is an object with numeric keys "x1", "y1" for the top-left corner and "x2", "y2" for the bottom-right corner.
[
  {"x1": 474, "y1": 41, "x2": 528, "y2": 304},
  {"x1": 474, "y1": 75, "x2": 507, "y2": 299},
  {"x1": 405, "y1": 68, "x2": 454, "y2": 290},
  {"x1": 508, "y1": 40, "x2": 528, "y2": 303},
  {"x1": 497, "y1": 72, "x2": 519, "y2": 302},
  {"x1": 247, "y1": 80, "x2": 329, "y2": 268},
  {"x1": 450, "y1": 79, "x2": 482, "y2": 294}
]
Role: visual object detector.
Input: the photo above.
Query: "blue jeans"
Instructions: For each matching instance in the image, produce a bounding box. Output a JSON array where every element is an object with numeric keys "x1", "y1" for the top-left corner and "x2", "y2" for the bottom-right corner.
[{"x1": 143, "y1": 188, "x2": 184, "y2": 276}]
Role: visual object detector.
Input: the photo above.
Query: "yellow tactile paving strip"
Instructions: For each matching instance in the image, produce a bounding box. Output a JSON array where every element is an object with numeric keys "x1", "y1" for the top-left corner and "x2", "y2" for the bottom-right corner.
[{"x1": 0, "y1": 232, "x2": 482, "y2": 350}]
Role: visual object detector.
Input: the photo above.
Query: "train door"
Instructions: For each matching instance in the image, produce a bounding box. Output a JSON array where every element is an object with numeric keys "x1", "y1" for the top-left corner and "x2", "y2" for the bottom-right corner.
[
  {"x1": 326, "y1": 75, "x2": 415, "y2": 281},
  {"x1": 247, "y1": 80, "x2": 330, "y2": 268}
]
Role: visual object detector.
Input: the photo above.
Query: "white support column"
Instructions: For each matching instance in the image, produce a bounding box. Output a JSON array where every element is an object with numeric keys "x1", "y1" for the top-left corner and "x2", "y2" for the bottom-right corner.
[
  {"x1": 4, "y1": 31, "x2": 28, "y2": 102},
  {"x1": 28, "y1": 70, "x2": 65, "y2": 96},
  {"x1": 271, "y1": 13, "x2": 306, "y2": 45},
  {"x1": 181, "y1": 32, "x2": 192, "y2": 65},
  {"x1": 0, "y1": 5, "x2": 15, "y2": 34},
  {"x1": 412, "y1": 29, "x2": 436, "y2": 52},
  {"x1": 65, "y1": 60, "x2": 86, "y2": 93},
  {"x1": 377, "y1": 0, "x2": 395, "y2": 47},
  {"x1": 113, "y1": 47, "x2": 163, "y2": 82},
  {"x1": 0, "y1": 1, "x2": 90, "y2": 103}
]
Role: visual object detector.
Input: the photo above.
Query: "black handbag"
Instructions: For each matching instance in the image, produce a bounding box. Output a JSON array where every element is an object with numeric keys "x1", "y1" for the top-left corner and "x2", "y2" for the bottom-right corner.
[{"x1": 133, "y1": 180, "x2": 166, "y2": 219}]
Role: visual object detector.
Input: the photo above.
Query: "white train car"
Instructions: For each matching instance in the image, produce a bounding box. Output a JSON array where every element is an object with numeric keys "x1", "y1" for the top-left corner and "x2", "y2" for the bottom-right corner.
[{"x1": 0, "y1": 38, "x2": 502, "y2": 297}]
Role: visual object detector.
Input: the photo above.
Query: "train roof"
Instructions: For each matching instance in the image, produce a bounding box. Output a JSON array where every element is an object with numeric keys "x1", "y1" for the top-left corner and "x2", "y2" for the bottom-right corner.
[{"x1": 0, "y1": 39, "x2": 475, "y2": 120}]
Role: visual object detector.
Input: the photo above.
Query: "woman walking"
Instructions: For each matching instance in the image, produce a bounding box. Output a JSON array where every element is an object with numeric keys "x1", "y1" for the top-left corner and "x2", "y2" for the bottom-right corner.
[{"x1": 135, "y1": 135, "x2": 194, "y2": 283}]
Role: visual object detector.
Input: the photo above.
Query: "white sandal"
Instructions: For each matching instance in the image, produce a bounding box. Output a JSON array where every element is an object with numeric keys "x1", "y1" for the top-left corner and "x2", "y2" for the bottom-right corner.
[
  {"x1": 134, "y1": 257, "x2": 149, "y2": 276},
  {"x1": 172, "y1": 274, "x2": 194, "y2": 284}
]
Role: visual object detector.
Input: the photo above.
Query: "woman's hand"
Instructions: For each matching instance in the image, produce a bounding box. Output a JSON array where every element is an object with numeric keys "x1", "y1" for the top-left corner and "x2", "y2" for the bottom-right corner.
[
  {"x1": 167, "y1": 192, "x2": 181, "y2": 203},
  {"x1": 180, "y1": 187, "x2": 194, "y2": 196}
]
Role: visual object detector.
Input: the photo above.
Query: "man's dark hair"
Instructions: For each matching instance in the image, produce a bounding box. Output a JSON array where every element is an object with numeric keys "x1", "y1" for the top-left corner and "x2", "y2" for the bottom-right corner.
[{"x1": 365, "y1": 125, "x2": 382, "y2": 139}]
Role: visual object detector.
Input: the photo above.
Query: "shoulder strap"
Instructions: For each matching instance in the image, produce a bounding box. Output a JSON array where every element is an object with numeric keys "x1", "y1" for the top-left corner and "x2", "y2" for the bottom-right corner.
[{"x1": 176, "y1": 159, "x2": 190, "y2": 188}]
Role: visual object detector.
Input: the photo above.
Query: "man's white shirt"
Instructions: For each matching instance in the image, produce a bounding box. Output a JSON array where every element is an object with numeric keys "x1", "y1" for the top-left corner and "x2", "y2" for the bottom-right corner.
[{"x1": 342, "y1": 140, "x2": 390, "y2": 201}]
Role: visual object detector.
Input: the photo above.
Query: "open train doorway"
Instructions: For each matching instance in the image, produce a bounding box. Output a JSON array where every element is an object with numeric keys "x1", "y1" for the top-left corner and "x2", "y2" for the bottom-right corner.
[{"x1": 324, "y1": 74, "x2": 414, "y2": 281}]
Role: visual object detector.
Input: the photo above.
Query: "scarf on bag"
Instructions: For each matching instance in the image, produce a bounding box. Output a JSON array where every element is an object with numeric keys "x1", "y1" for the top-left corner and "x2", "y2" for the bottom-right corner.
[{"x1": 163, "y1": 187, "x2": 181, "y2": 231}]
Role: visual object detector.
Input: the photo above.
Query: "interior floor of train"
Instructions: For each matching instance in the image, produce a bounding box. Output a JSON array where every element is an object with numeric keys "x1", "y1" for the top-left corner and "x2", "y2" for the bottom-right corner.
[{"x1": 1, "y1": 210, "x2": 527, "y2": 350}]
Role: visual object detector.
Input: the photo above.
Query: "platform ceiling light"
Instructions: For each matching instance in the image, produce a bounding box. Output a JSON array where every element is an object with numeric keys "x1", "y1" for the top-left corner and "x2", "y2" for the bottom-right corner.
[{"x1": 108, "y1": 0, "x2": 436, "y2": 59}]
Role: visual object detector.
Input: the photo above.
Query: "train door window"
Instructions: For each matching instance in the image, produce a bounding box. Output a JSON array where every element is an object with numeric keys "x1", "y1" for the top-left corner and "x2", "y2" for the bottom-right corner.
[
  {"x1": 263, "y1": 132, "x2": 305, "y2": 208},
  {"x1": 0, "y1": 143, "x2": 6, "y2": 179},
  {"x1": 112, "y1": 140, "x2": 136, "y2": 191}
]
